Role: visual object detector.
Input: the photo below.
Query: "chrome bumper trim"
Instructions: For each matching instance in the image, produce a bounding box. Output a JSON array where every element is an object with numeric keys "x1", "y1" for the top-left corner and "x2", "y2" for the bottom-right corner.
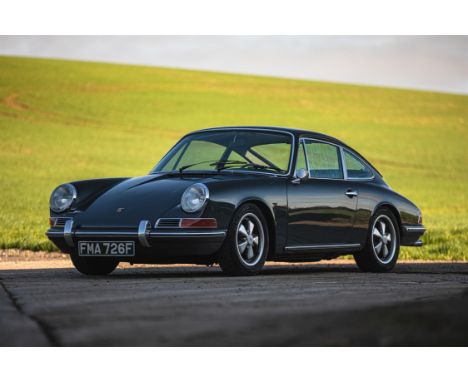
[
  {"x1": 63, "y1": 219, "x2": 75, "y2": 247},
  {"x1": 285, "y1": 243, "x2": 361, "y2": 251},
  {"x1": 149, "y1": 231, "x2": 226, "y2": 238},
  {"x1": 47, "y1": 227, "x2": 227, "y2": 246},
  {"x1": 138, "y1": 220, "x2": 151, "y2": 247},
  {"x1": 402, "y1": 225, "x2": 426, "y2": 233}
]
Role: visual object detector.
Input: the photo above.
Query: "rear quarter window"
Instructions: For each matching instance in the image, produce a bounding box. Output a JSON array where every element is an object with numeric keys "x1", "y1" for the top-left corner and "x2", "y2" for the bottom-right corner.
[{"x1": 344, "y1": 150, "x2": 374, "y2": 178}]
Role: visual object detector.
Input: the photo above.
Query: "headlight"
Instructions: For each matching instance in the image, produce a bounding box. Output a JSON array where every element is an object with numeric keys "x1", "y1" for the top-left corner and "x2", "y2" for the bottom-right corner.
[
  {"x1": 181, "y1": 183, "x2": 209, "y2": 213},
  {"x1": 49, "y1": 183, "x2": 77, "y2": 212}
]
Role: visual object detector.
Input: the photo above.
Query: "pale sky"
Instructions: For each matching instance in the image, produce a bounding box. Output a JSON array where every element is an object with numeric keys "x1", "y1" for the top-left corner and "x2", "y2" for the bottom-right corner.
[{"x1": 1, "y1": 36, "x2": 467, "y2": 94}]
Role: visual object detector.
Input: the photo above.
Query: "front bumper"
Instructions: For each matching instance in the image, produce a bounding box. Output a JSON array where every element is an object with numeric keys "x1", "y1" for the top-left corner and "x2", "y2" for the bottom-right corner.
[
  {"x1": 46, "y1": 219, "x2": 227, "y2": 261},
  {"x1": 401, "y1": 224, "x2": 426, "y2": 246}
]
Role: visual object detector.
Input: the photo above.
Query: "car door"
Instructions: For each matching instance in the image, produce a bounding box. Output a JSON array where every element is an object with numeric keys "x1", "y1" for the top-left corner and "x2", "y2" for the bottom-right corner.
[{"x1": 286, "y1": 139, "x2": 359, "y2": 248}]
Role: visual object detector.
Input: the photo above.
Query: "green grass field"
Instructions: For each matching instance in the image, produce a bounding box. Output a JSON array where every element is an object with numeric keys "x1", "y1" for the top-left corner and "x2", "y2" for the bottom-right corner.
[{"x1": 0, "y1": 56, "x2": 467, "y2": 260}]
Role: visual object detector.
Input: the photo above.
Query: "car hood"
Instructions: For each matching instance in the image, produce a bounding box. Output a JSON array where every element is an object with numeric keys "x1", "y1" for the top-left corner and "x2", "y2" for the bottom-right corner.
[{"x1": 74, "y1": 174, "x2": 208, "y2": 228}]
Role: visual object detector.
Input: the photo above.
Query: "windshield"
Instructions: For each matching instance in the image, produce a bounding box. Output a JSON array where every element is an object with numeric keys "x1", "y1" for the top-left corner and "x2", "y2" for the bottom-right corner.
[{"x1": 152, "y1": 130, "x2": 293, "y2": 175}]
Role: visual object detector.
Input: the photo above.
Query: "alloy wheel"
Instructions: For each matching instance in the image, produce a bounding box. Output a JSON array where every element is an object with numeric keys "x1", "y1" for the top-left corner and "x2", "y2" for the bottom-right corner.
[
  {"x1": 235, "y1": 212, "x2": 265, "y2": 266},
  {"x1": 372, "y1": 214, "x2": 397, "y2": 264}
]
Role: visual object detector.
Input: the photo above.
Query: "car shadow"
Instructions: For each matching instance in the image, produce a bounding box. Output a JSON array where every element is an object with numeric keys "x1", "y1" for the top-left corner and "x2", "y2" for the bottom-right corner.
[{"x1": 0, "y1": 262, "x2": 467, "y2": 281}]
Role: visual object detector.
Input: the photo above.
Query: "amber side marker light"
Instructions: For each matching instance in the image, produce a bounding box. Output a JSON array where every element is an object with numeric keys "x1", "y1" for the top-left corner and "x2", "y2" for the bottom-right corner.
[
  {"x1": 180, "y1": 218, "x2": 218, "y2": 228},
  {"x1": 49, "y1": 217, "x2": 55, "y2": 227}
]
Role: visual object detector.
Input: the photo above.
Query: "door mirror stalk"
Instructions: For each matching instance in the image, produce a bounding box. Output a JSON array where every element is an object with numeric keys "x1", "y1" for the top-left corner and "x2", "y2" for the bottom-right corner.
[{"x1": 291, "y1": 168, "x2": 308, "y2": 184}]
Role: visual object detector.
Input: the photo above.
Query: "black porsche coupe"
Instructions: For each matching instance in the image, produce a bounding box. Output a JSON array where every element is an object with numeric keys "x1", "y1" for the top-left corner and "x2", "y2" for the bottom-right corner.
[{"x1": 47, "y1": 126, "x2": 425, "y2": 276}]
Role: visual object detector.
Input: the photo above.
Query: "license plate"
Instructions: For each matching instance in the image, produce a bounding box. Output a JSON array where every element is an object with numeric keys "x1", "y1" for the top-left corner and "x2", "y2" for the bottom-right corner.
[{"x1": 78, "y1": 241, "x2": 135, "y2": 256}]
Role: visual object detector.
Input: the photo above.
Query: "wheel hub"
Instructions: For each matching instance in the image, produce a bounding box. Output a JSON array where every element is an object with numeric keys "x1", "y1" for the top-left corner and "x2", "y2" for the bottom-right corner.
[
  {"x1": 372, "y1": 215, "x2": 397, "y2": 264},
  {"x1": 235, "y1": 212, "x2": 265, "y2": 267}
]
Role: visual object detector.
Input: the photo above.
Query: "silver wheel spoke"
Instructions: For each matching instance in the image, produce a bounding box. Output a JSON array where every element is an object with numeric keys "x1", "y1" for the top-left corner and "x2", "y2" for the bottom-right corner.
[
  {"x1": 248, "y1": 220, "x2": 254, "y2": 235},
  {"x1": 373, "y1": 227, "x2": 382, "y2": 239},
  {"x1": 238, "y1": 224, "x2": 248, "y2": 238},
  {"x1": 247, "y1": 245, "x2": 254, "y2": 259},
  {"x1": 372, "y1": 215, "x2": 397, "y2": 264},
  {"x1": 379, "y1": 221, "x2": 386, "y2": 235},
  {"x1": 236, "y1": 213, "x2": 265, "y2": 266},
  {"x1": 238, "y1": 240, "x2": 248, "y2": 254},
  {"x1": 252, "y1": 235, "x2": 259, "y2": 246},
  {"x1": 374, "y1": 241, "x2": 383, "y2": 254}
]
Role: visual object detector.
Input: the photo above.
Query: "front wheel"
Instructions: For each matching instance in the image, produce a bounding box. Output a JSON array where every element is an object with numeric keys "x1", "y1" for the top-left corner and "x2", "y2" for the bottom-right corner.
[
  {"x1": 70, "y1": 252, "x2": 119, "y2": 276},
  {"x1": 354, "y1": 208, "x2": 400, "y2": 272},
  {"x1": 218, "y1": 203, "x2": 269, "y2": 276}
]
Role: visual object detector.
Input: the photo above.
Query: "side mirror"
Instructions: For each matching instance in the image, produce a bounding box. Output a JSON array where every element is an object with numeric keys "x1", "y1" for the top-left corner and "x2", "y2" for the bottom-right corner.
[{"x1": 291, "y1": 168, "x2": 308, "y2": 184}]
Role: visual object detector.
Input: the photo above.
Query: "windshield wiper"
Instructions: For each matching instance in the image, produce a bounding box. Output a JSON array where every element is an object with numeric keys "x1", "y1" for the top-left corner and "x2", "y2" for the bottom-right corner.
[
  {"x1": 178, "y1": 159, "x2": 284, "y2": 174},
  {"x1": 178, "y1": 160, "x2": 247, "y2": 173},
  {"x1": 220, "y1": 162, "x2": 285, "y2": 173}
]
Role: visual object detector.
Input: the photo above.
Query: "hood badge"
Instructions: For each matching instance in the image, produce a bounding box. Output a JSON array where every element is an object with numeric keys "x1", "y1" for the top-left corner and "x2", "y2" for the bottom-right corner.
[{"x1": 116, "y1": 208, "x2": 125, "y2": 213}]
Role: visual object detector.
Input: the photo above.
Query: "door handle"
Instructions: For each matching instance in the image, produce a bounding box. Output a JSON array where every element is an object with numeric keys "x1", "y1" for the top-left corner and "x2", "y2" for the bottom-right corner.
[{"x1": 345, "y1": 190, "x2": 358, "y2": 198}]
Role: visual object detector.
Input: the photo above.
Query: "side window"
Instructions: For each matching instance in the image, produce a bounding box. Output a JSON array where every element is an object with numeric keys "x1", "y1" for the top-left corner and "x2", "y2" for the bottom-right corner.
[
  {"x1": 344, "y1": 150, "x2": 373, "y2": 179},
  {"x1": 304, "y1": 141, "x2": 343, "y2": 179},
  {"x1": 295, "y1": 142, "x2": 307, "y2": 172}
]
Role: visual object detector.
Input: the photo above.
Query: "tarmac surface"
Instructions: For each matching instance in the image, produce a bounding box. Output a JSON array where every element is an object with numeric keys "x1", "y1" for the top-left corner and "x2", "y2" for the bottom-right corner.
[{"x1": 1, "y1": 253, "x2": 467, "y2": 346}]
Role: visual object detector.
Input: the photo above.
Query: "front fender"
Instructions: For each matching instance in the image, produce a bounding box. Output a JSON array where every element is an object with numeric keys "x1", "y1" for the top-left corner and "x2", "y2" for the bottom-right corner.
[
  {"x1": 51, "y1": 178, "x2": 129, "y2": 215},
  {"x1": 157, "y1": 175, "x2": 288, "y2": 253}
]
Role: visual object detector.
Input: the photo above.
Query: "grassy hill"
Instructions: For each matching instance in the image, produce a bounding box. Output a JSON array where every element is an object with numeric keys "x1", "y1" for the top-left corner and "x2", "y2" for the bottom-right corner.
[{"x1": 0, "y1": 55, "x2": 467, "y2": 260}]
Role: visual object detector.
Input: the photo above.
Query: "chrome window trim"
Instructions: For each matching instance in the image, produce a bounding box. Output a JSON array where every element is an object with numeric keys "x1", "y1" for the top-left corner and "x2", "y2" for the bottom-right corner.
[
  {"x1": 342, "y1": 148, "x2": 375, "y2": 181},
  {"x1": 152, "y1": 127, "x2": 296, "y2": 177},
  {"x1": 300, "y1": 138, "x2": 345, "y2": 181},
  {"x1": 302, "y1": 139, "x2": 311, "y2": 175},
  {"x1": 299, "y1": 137, "x2": 376, "y2": 182},
  {"x1": 340, "y1": 146, "x2": 348, "y2": 180},
  {"x1": 346, "y1": 176, "x2": 375, "y2": 181}
]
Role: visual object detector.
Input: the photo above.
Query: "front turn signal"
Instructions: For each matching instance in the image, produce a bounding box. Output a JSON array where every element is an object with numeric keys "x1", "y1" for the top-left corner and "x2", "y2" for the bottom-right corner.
[{"x1": 180, "y1": 218, "x2": 218, "y2": 228}]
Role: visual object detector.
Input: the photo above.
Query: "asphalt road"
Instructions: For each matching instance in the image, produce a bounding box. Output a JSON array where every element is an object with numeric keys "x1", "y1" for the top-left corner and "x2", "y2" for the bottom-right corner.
[{"x1": 1, "y1": 258, "x2": 468, "y2": 346}]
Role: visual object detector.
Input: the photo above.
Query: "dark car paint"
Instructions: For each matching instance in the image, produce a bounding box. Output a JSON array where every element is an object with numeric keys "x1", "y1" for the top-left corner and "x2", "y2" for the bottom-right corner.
[
  {"x1": 47, "y1": 126, "x2": 424, "y2": 264},
  {"x1": 72, "y1": 175, "x2": 201, "y2": 228},
  {"x1": 287, "y1": 177, "x2": 359, "y2": 246},
  {"x1": 65, "y1": 177, "x2": 130, "y2": 213}
]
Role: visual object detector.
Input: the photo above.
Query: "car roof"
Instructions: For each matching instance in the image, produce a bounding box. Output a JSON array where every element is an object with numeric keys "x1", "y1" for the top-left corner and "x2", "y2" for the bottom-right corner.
[
  {"x1": 191, "y1": 126, "x2": 382, "y2": 176},
  {"x1": 195, "y1": 125, "x2": 348, "y2": 148}
]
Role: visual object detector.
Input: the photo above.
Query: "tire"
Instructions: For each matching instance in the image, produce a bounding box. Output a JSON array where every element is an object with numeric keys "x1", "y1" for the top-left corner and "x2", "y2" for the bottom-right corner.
[
  {"x1": 70, "y1": 252, "x2": 119, "y2": 276},
  {"x1": 218, "y1": 203, "x2": 269, "y2": 276},
  {"x1": 354, "y1": 208, "x2": 400, "y2": 272}
]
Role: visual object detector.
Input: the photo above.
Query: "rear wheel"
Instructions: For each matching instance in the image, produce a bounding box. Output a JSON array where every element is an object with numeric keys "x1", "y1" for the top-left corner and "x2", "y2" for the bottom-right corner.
[
  {"x1": 218, "y1": 203, "x2": 269, "y2": 276},
  {"x1": 354, "y1": 208, "x2": 400, "y2": 272},
  {"x1": 70, "y1": 252, "x2": 119, "y2": 276}
]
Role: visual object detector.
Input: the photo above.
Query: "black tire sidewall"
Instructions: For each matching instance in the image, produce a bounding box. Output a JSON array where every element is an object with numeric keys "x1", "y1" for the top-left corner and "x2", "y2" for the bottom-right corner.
[{"x1": 70, "y1": 252, "x2": 119, "y2": 276}]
